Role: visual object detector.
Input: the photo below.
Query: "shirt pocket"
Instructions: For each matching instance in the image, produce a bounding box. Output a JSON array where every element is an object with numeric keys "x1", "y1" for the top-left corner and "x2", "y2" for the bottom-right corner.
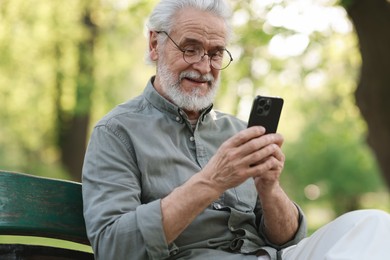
[{"x1": 224, "y1": 178, "x2": 258, "y2": 213}]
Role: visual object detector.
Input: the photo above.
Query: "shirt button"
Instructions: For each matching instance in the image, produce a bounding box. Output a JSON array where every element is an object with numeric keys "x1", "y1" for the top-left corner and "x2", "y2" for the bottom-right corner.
[
  {"x1": 175, "y1": 116, "x2": 181, "y2": 122},
  {"x1": 213, "y1": 202, "x2": 222, "y2": 209},
  {"x1": 190, "y1": 136, "x2": 195, "y2": 142}
]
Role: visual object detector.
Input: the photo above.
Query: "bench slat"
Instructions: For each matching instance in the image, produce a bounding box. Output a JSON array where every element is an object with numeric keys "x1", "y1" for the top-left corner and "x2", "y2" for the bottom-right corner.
[
  {"x1": 0, "y1": 171, "x2": 90, "y2": 245},
  {"x1": 0, "y1": 244, "x2": 94, "y2": 260}
]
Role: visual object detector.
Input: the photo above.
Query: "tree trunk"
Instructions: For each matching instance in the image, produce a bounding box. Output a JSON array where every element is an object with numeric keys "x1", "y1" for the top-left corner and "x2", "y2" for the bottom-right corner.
[
  {"x1": 56, "y1": 4, "x2": 98, "y2": 182},
  {"x1": 345, "y1": 0, "x2": 390, "y2": 188}
]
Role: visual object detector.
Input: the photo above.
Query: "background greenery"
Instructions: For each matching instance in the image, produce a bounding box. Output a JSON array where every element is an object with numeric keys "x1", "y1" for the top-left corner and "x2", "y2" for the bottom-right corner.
[{"x1": 1, "y1": 0, "x2": 388, "y2": 242}]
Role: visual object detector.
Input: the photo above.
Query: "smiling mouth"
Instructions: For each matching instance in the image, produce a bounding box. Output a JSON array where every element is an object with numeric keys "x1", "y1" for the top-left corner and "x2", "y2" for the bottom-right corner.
[
  {"x1": 184, "y1": 77, "x2": 209, "y2": 84},
  {"x1": 189, "y1": 78, "x2": 206, "y2": 83},
  {"x1": 179, "y1": 71, "x2": 214, "y2": 86}
]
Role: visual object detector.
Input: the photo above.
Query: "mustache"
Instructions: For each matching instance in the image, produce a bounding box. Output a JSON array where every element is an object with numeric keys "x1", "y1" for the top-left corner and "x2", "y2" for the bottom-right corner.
[{"x1": 179, "y1": 71, "x2": 214, "y2": 82}]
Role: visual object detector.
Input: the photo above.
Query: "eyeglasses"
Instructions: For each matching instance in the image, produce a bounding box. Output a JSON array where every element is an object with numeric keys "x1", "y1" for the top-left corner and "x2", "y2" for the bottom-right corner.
[{"x1": 156, "y1": 31, "x2": 233, "y2": 70}]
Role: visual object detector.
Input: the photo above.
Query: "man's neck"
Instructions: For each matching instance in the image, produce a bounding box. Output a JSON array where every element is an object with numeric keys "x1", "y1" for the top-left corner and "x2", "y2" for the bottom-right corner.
[{"x1": 183, "y1": 109, "x2": 200, "y2": 121}]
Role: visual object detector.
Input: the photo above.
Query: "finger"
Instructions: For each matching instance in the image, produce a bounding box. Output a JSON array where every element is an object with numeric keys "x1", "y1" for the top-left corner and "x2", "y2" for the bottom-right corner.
[
  {"x1": 223, "y1": 126, "x2": 266, "y2": 148},
  {"x1": 273, "y1": 133, "x2": 284, "y2": 147},
  {"x1": 273, "y1": 147, "x2": 285, "y2": 163},
  {"x1": 243, "y1": 143, "x2": 281, "y2": 168},
  {"x1": 262, "y1": 133, "x2": 284, "y2": 148},
  {"x1": 252, "y1": 156, "x2": 283, "y2": 178},
  {"x1": 247, "y1": 133, "x2": 284, "y2": 153},
  {"x1": 246, "y1": 156, "x2": 279, "y2": 178}
]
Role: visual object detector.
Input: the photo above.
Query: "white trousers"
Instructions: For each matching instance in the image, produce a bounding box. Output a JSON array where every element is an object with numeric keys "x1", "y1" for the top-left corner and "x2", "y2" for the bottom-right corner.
[{"x1": 280, "y1": 209, "x2": 390, "y2": 260}]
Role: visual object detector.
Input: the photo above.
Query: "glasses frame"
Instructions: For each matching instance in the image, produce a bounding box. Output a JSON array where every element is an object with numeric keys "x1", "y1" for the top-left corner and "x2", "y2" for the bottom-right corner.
[{"x1": 156, "y1": 31, "x2": 233, "y2": 70}]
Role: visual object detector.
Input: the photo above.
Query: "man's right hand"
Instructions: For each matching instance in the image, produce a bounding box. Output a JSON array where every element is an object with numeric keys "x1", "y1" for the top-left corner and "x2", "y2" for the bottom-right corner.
[{"x1": 200, "y1": 126, "x2": 283, "y2": 193}]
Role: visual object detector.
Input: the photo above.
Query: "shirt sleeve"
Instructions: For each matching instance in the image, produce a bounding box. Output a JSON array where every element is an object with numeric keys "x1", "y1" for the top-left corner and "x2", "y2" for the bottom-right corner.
[{"x1": 82, "y1": 123, "x2": 171, "y2": 260}]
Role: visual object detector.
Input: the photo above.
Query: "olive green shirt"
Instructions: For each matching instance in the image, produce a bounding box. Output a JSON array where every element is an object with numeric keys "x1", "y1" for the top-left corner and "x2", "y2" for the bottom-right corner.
[{"x1": 82, "y1": 77, "x2": 306, "y2": 260}]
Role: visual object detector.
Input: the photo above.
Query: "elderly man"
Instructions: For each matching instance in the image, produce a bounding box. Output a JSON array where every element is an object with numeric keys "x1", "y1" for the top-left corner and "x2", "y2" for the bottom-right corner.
[{"x1": 82, "y1": 0, "x2": 390, "y2": 259}]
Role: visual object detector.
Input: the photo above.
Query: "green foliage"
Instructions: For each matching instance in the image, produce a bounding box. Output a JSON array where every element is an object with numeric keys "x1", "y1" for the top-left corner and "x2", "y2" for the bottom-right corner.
[
  {"x1": 338, "y1": 0, "x2": 356, "y2": 9},
  {"x1": 283, "y1": 95, "x2": 383, "y2": 214},
  {"x1": 0, "y1": 0, "x2": 155, "y2": 178},
  {"x1": 218, "y1": 0, "x2": 387, "y2": 216},
  {"x1": 281, "y1": 32, "x2": 386, "y2": 215}
]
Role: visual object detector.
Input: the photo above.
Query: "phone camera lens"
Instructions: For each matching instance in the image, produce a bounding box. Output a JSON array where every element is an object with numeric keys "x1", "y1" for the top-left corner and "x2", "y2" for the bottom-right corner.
[
  {"x1": 259, "y1": 99, "x2": 266, "y2": 107},
  {"x1": 257, "y1": 107, "x2": 264, "y2": 115},
  {"x1": 257, "y1": 98, "x2": 272, "y2": 115}
]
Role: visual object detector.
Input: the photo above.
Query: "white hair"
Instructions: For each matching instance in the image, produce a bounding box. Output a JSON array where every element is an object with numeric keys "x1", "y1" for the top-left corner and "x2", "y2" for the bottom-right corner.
[{"x1": 145, "y1": 0, "x2": 233, "y2": 64}]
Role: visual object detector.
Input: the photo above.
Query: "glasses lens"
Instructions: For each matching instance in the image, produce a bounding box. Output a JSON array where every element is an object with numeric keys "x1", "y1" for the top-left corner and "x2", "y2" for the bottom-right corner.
[
  {"x1": 211, "y1": 50, "x2": 232, "y2": 70},
  {"x1": 183, "y1": 49, "x2": 232, "y2": 70},
  {"x1": 183, "y1": 48, "x2": 201, "y2": 64}
]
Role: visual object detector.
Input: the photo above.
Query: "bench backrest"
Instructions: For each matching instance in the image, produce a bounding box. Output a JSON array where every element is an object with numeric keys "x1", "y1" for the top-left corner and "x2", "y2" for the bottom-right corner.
[{"x1": 0, "y1": 170, "x2": 94, "y2": 259}]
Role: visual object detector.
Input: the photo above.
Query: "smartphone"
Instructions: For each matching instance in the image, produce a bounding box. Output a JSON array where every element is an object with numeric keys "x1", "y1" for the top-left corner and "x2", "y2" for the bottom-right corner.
[{"x1": 247, "y1": 95, "x2": 284, "y2": 134}]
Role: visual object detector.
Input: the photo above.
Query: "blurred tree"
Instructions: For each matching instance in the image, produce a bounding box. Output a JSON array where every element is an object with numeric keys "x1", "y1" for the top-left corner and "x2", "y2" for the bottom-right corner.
[
  {"x1": 341, "y1": 0, "x2": 390, "y2": 188},
  {"x1": 222, "y1": 0, "x2": 386, "y2": 214},
  {"x1": 0, "y1": 0, "x2": 69, "y2": 179},
  {"x1": 283, "y1": 92, "x2": 383, "y2": 215},
  {"x1": 0, "y1": 0, "x2": 155, "y2": 180},
  {"x1": 56, "y1": 0, "x2": 99, "y2": 181}
]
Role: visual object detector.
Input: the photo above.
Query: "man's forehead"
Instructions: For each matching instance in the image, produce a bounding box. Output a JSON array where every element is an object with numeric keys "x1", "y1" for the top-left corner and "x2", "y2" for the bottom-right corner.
[{"x1": 171, "y1": 8, "x2": 228, "y2": 45}]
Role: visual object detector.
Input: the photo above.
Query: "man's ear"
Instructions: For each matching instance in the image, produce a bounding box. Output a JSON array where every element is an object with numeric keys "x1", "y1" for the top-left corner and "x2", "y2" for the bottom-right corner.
[{"x1": 149, "y1": 31, "x2": 159, "y2": 61}]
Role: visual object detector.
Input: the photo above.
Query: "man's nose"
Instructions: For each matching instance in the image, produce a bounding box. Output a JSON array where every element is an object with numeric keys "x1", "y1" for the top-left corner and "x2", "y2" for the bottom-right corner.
[{"x1": 192, "y1": 55, "x2": 212, "y2": 74}]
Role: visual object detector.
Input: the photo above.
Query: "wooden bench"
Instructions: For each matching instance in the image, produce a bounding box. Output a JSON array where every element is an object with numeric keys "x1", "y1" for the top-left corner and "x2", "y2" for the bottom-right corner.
[{"x1": 0, "y1": 170, "x2": 94, "y2": 259}]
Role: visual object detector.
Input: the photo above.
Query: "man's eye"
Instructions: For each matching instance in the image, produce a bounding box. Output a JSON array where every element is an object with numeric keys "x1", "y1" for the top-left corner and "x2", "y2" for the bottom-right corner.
[
  {"x1": 184, "y1": 47, "x2": 200, "y2": 56},
  {"x1": 211, "y1": 50, "x2": 224, "y2": 59}
]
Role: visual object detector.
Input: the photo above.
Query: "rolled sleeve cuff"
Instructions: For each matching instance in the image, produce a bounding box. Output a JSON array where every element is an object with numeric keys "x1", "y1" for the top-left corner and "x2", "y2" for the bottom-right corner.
[{"x1": 136, "y1": 199, "x2": 171, "y2": 259}]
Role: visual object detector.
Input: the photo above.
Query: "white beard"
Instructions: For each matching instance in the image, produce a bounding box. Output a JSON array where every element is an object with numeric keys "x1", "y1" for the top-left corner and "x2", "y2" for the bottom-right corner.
[{"x1": 157, "y1": 62, "x2": 220, "y2": 112}]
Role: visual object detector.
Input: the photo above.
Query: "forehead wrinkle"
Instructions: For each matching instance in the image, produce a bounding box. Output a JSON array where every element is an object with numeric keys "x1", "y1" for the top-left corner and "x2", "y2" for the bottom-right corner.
[
  {"x1": 180, "y1": 37, "x2": 226, "y2": 51},
  {"x1": 179, "y1": 17, "x2": 226, "y2": 39},
  {"x1": 171, "y1": 8, "x2": 227, "y2": 48}
]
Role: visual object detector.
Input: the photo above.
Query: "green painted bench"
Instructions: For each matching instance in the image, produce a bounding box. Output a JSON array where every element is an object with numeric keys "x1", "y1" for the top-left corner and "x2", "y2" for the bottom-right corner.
[{"x1": 0, "y1": 170, "x2": 94, "y2": 259}]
